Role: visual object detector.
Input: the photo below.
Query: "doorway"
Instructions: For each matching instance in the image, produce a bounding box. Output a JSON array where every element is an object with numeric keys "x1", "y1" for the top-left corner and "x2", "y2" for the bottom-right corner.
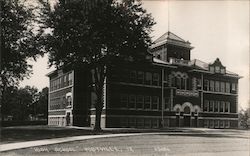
[{"x1": 183, "y1": 116, "x2": 191, "y2": 127}]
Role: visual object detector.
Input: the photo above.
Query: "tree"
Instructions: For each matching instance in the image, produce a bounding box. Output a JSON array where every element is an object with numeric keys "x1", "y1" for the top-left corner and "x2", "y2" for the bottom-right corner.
[
  {"x1": 0, "y1": 0, "x2": 45, "y2": 120},
  {"x1": 2, "y1": 86, "x2": 38, "y2": 121},
  {"x1": 42, "y1": 0, "x2": 155, "y2": 131},
  {"x1": 239, "y1": 108, "x2": 250, "y2": 129}
]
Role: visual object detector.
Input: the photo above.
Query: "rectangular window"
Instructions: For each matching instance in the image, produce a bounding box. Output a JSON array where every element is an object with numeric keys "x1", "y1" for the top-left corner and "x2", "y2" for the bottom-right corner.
[
  {"x1": 144, "y1": 96, "x2": 151, "y2": 109},
  {"x1": 136, "y1": 118, "x2": 144, "y2": 128},
  {"x1": 204, "y1": 80, "x2": 209, "y2": 91},
  {"x1": 152, "y1": 96, "x2": 159, "y2": 110},
  {"x1": 210, "y1": 80, "x2": 214, "y2": 91},
  {"x1": 220, "y1": 82, "x2": 225, "y2": 92},
  {"x1": 210, "y1": 66, "x2": 214, "y2": 72},
  {"x1": 214, "y1": 101, "x2": 219, "y2": 112},
  {"x1": 220, "y1": 101, "x2": 225, "y2": 112},
  {"x1": 225, "y1": 120, "x2": 230, "y2": 128},
  {"x1": 128, "y1": 95, "x2": 136, "y2": 109},
  {"x1": 152, "y1": 73, "x2": 159, "y2": 86},
  {"x1": 209, "y1": 101, "x2": 214, "y2": 112},
  {"x1": 136, "y1": 95, "x2": 144, "y2": 109},
  {"x1": 145, "y1": 72, "x2": 152, "y2": 85},
  {"x1": 215, "y1": 120, "x2": 219, "y2": 128},
  {"x1": 225, "y1": 82, "x2": 230, "y2": 93},
  {"x1": 181, "y1": 78, "x2": 186, "y2": 90},
  {"x1": 120, "y1": 94, "x2": 128, "y2": 108},
  {"x1": 69, "y1": 73, "x2": 73, "y2": 85},
  {"x1": 164, "y1": 97, "x2": 170, "y2": 111},
  {"x1": 144, "y1": 119, "x2": 151, "y2": 128},
  {"x1": 176, "y1": 77, "x2": 181, "y2": 89},
  {"x1": 152, "y1": 119, "x2": 158, "y2": 128},
  {"x1": 231, "y1": 83, "x2": 236, "y2": 91},
  {"x1": 225, "y1": 102, "x2": 230, "y2": 113},
  {"x1": 129, "y1": 118, "x2": 136, "y2": 128},
  {"x1": 209, "y1": 120, "x2": 214, "y2": 128},
  {"x1": 130, "y1": 70, "x2": 136, "y2": 83},
  {"x1": 197, "y1": 79, "x2": 201, "y2": 89},
  {"x1": 220, "y1": 120, "x2": 224, "y2": 128},
  {"x1": 204, "y1": 120, "x2": 209, "y2": 128},
  {"x1": 137, "y1": 71, "x2": 144, "y2": 84},
  {"x1": 204, "y1": 100, "x2": 209, "y2": 112},
  {"x1": 215, "y1": 81, "x2": 220, "y2": 92}
]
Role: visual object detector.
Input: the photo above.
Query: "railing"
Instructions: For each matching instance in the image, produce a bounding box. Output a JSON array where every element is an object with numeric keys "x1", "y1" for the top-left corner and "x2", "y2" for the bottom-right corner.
[
  {"x1": 169, "y1": 57, "x2": 191, "y2": 66},
  {"x1": 176, "y1": 89, "x2": 199, "y2": 97}
]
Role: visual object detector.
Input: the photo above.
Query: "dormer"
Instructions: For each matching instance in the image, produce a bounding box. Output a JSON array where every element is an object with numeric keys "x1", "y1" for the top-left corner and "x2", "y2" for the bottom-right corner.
[
  {"x1": 150, "y1": 31, "x2": 193, "y2": 62},
  {"x1": 209, "y1": 58, "x2": 226, "y2": 74}
]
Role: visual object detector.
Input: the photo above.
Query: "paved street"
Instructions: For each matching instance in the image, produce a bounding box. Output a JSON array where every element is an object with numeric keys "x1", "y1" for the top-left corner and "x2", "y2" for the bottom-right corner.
[{"x1": 2, "y1": 129, "x2": 249, "y2": 156}]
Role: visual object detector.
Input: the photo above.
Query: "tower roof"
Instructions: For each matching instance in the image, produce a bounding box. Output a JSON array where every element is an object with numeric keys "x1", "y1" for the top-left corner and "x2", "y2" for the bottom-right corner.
[{"x1": 151, "y1": 31, "x2": 193, "y2": 49}]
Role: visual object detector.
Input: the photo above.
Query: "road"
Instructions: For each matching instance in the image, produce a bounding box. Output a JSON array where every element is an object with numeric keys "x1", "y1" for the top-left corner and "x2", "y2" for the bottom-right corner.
[{"x1": 2, "y1": 129, "x2": 250, "y2": 156}]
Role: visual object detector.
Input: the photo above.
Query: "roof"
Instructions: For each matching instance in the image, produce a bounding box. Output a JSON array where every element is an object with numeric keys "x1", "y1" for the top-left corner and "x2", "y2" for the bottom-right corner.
[
  {"x1": 151, "y1": 31, "x2": 193, "y2": 49},
  {"x1": 152, "y1": 57, "x2": 240, "y2": 78}
]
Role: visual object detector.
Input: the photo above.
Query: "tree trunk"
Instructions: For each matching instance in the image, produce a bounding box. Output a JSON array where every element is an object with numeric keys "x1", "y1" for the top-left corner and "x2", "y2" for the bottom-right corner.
[
  {"x1": 94, "y1": 97, "x2": 103, "y2": 131},
  {"x1": 92, "y1": 65, "x2": 105, "y2": 132}
]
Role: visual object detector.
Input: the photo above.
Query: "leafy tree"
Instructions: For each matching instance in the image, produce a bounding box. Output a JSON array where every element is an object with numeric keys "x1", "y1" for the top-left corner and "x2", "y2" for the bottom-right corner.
[
  {"x1": 42, "y1": 0, "x2": 155, "y2": 131},
  {"x1": 239, "y1": 108, "x2": 250, "y2": 129},
  {"x1": 0, "y1": 0, "x2": 45, "y2": 120},
  {"x1": 34, "y1": 87, "x2": 48, "y2": 119},
  {"x1": 2, "y1": 86, "x2": 38, "y2": 121}
]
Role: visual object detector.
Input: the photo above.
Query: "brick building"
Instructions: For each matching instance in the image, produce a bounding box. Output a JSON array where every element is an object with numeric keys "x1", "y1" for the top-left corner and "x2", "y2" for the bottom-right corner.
[{"x1": 47, "y1": 32, "x2": 241, "y2": 128}]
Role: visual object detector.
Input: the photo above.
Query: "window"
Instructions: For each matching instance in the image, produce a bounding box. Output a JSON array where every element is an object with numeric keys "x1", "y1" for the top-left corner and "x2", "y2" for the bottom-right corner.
[
  {"x1": 120, "y1": 94, "x2": 128, "y2": 108},
  {"x1": 215, "y1": 120, "x2": 219, "y2": 128},
  {"x1": 204, "y1": 80, "x2": 209, "y2": 91},
  {"x1": 128, "y1": 95, "x2": 136, "y2": 109},
  {"x1": 152, "y1": 73, "x2": 159, "y2": 86},
  {"x1": 130, "y1": 70, "x2": 136, "y2": 83},
  {"x1": 136, "y1": 118, "x2": 144, "y2": 128},
  {"x1": 164, "y1": 97, "x2": 170, "y2": 111},
  {"x1": 225, "y1": 102, "x2": 230, "y2": 113},
  {"x1": 210, "y1": 66, "x2": 214, "y2": 72},
  {"x1": 136, "y1": 95, "x2": 144, "y2": 109},
  {"x1": 152, "y1": 119, "x2": 158, "y2": 128},
  {"x1": 176, "y1": 77, "x2": 181, "y2": 89},
  {"x1": 144, "y1": 96, "x2": 151, "y2": 109},
  {"x1": 204, "y1": 100, "x2": 209, "y2": 112},
  {"x1": 231, "y1": 83, "x2": 236, "y2": 91},
  {"x1": 209, "y1": 80, "x2": 214, "y2": 91},
  {"x1": 209, "y1": 120, "x2": 214, "y2": 128},
  {"x1": 219, "y1": 120, "x2": 224, "y2": 128},
  {"x1": 144, "y1": 119, "x2": 151, "y2": 128},
  {"x1": 215, "y1": 81, "x2": 220, "y2": 92},
  {"x1": 225, "y1": 120, "x2": 230, "y2": 128},
  {"x1": 209, "y1": 101, "x2": 214, "y2": 112},
  {"x1": 137, "y1": 71, "x2": 144, "y2": 84},
  {"x1": 197, "y1": 79, "x2": 201, "y2": 89},
  {"x1": 215, "y1": 66, "x2": 220, "y2": 73},
  {"x1": 181, "y1": 78, "x2": 186, "y2": 89},
  {"x1": 220, "y1": 82, "x2": 225, "y2": 92},
  {"x1": 129, "y1": 118, "x2": 136, "y2": 127},
  {"x1": 145, "y1": 72, "x2": 152, "y2": 85},
  {"x1": 152, "y1": 96, "x2": 159, "y2": 110},
  {"x1": 220, "y1": 101, "x2": 225, "y2": 112},
  {"x1": 214, "y1": 101, "x2": 219, "y2": 112},
  {"x1": 225, "y1": 82, "x2": 230, "y2": 93},
  {"x1": 221, "y1": 68, "x2": 225, "y2": 74},
  {"x1": 204, "y1": 120, "x2": 209, "y2": 128},
  {"x1": 69, "y1": 73, "x2": 73, "y2": 85}
]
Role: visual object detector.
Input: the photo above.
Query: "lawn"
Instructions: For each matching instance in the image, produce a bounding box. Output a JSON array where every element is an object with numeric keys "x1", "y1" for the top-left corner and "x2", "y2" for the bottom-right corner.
[{"x1": 0, "y1": 125, "x2": 173, "y2": 144}]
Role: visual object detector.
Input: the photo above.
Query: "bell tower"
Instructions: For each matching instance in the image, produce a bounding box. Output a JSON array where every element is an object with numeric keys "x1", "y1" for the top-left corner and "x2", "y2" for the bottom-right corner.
[{"x1": 150, "y1": 31, "x2": 193, "y2": 62}]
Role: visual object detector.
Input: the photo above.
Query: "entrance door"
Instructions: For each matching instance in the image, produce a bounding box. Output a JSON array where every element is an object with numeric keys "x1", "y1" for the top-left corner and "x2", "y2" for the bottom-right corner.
[
  {"x1": 183, "y1": 116, "x2": 191, "y2": 127},
  {"x1": 66, "y1": 112, "x2": 70, "y2": 126}
]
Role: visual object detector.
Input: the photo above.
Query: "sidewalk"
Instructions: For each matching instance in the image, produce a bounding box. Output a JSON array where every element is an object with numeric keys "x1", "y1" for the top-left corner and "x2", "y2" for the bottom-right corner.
[{"x1": 0, "y1": 133, "x2": 161, "y2": 152}]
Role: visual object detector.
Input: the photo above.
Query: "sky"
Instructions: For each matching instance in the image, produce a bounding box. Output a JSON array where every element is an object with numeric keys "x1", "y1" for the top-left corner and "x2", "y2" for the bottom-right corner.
[{"x1": 20, "y1": 0, "x2": 250, "y2": 109}]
